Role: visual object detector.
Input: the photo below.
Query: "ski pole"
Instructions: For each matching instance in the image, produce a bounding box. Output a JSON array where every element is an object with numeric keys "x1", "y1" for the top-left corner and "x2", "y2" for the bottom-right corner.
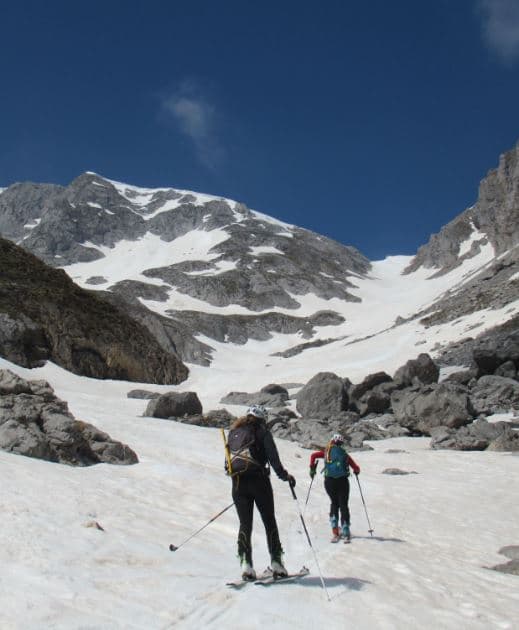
[
  {"x1": 289, "y1": 484, "x2": 331, "y2": 602},
  {"x1": 169, "y1": 502, "x2": 235, "y2": 552},
  {"x1": 354, "y1": 473, "x2": 374, "y2": 537},
  {"x1": 305, "y1": 475, "x2": 315, "y2": 507}
]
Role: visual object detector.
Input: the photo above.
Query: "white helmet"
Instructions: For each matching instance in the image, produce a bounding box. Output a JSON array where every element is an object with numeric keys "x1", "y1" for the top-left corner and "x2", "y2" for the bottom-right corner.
[
  {"x1": 247, "y1": 405, "x2": 268, "y2": 420},
  {"x1": 331, "y1": 433, "x2": 344, "y2": 444}
]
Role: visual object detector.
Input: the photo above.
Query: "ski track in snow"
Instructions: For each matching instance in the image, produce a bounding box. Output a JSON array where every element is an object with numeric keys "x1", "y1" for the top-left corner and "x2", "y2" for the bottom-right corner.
[{"x1": 0, "y1": 358, "x2": 518, "y2": 629}]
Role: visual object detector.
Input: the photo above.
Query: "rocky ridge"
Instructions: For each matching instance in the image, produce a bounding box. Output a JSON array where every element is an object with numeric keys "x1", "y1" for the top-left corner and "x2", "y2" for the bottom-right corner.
[{"x1": 0, "y1": 237, "x2": 188, "y2": 383}]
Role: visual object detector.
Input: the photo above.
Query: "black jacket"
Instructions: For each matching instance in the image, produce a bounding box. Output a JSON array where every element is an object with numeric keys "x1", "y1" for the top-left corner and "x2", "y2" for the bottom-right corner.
[{"x1": 249, "y1": 419, "x2": 288, "y2": 481}]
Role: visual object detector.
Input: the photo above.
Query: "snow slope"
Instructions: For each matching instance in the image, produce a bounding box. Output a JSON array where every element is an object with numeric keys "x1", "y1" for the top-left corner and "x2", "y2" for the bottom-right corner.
[{"x1": 0, "y1": 358, "x2": 518, "y2": 630}]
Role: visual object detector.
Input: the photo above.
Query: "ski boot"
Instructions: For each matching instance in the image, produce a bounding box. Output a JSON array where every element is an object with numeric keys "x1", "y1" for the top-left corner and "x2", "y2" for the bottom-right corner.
[
  {"x1": 330, "y1": 516, "x2": 340, "y2": 543},
  {"x1": 240, "y1": 553, "x2": 256, "y2": 581},
  {"x1": 241, "y1": 562, "x2": 256, "y2": 581},
  {"x1": 270, "y1": 556, "x2": 288, "y2": 578},
  {"x1": 341, "y1": 523, "x2": 351, "y2": 542}
]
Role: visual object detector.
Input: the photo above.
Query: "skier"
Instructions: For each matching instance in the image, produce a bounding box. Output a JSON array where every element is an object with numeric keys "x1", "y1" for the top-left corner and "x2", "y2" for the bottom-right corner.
[
  {"x1": 309, "y1": 433, "x2": 360, "y2": 542},
  {"x1": 225, "y1": 405, "x2": 296, "y2": 581}
]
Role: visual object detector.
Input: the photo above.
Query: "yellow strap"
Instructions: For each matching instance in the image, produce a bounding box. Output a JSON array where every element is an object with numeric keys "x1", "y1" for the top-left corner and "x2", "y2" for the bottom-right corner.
[{"x1": 221, "y1": 428, "x2": 233, "y2": 475}]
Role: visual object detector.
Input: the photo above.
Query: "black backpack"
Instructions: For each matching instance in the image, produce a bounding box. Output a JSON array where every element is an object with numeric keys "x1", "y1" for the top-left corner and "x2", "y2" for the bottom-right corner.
[{"x1": 226, "y1": 423, "x2": 262, "y2": 475}]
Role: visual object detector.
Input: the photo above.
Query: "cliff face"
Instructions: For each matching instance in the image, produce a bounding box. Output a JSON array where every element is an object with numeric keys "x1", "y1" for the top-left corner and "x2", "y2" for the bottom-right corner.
[
  {"x1": 0, "y1": 237, "x2": 188, "y2": 384},
  {"x1": 406, "y1": 141, "x2": 519, "y2": 275}
]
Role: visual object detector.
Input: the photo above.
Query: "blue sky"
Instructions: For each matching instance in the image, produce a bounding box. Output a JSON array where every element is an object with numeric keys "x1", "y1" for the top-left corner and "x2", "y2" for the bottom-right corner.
[{"x1": 1, "y1": 1, "x2": 518, "y2": 259}]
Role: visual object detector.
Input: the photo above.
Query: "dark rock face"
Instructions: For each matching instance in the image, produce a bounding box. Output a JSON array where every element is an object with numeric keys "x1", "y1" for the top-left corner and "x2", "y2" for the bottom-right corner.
[
  {"x1": 0, "y1": 369, "x2": 138, "y2": 465},
  {"x1": 391, "y1": 383, "x2": 474, "y2": 435},
  {"x1": 0, "y1": 237, "x2": 188, "y2": 384},
  {"x1": 296, "y1": 372, "x2": 349, "y2": 418},
  {"x1": 145, "y1": 391, "x2": 203, "y2": 419}
]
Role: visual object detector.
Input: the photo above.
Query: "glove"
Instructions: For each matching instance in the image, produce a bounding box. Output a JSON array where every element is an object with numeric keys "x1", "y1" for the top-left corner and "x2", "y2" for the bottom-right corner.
[
  {"x1": 354, "y1": 470, "x2": 360, "y2": 476},
  {"x1": 287, "y1": 474, "x2": 296, "y2": 488},
  {"x1": 309, "y1": 465, "x2": 317, "y2": 479}
]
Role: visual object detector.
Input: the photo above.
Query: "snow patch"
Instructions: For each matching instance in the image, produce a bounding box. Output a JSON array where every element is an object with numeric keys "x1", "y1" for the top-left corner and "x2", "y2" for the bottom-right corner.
[
  {"x1": 458, "y1": 222, "x2": 489, "y2": 257},
  {"x1": 249, "y1": 245, "x2": 284, "y2": 256}
]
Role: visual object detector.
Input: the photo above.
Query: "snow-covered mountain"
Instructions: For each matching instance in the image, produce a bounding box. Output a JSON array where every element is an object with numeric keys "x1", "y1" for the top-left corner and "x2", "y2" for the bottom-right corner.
[
  {"x1": 0, "y1": 142, "x2": 518, "y2": 409},
  {"x1": 0, "y1": 144, "x2": 518, "y2": 629}
]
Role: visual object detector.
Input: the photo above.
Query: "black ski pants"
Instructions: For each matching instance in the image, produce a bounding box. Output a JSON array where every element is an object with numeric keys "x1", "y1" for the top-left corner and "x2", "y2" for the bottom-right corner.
[
  {"x1": 232, "y1": 472, "x2": 283, "y2": 565},
  {"x1": 324, "y1": 475, "x2": 350, "y2": 527}
]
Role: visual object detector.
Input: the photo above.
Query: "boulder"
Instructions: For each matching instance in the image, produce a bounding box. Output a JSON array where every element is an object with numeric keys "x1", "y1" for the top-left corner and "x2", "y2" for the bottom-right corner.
[
  {"x1": 391, "y1": 383, "x2": 474, "y2": 435},
  {"x1": 487, "y1": 426, "x2": 519, "y2": 451},
  {"x1": 443, "y1": 369, "x2": 478, "y2": 386},
  {"x1": 0, "y1": 369, "x2": 33, "y2": 395},
  {"x1": 473, "y1": 332, "x2": 519, "y2": 377},
  {"x1": 296, "y1": 372, "x2": 348, "y2": 418},
  {"x1": 382, "y1": 468, "x2": 417, "y2": 475},
  {"x1": 349, "y1": 372, "x2": 393, "y2": 403},
  {"x1": 470, "y1": 375, "x2": 519, "y2": 415},
  {"x1": 356, "y1": 390, "x2": 391, "y2": 416},
  {"x1": 430, "y1": 419, "x2": 516, "y2": 451},
  {"x1": 174, "y1": 408, "x2": 235, "y2": 428},
  {"x1": 393, "y1": 353, "x2": 439, "y2": 386},
  {"x1": 494, "y1": 361, "x2": 517, "y2": 380},
  {"x1": 127, "y1": 389, "x2": 161, "y2": 400},
  {"x1": 260, "y1": 384, "x2": 289, "y2": 399},
  {"x1": 145, "y1": 391, "x2": 203, "y2": 419},
  {"x1": 0, "y1": 369, "x2": 137, "y2": 465}
]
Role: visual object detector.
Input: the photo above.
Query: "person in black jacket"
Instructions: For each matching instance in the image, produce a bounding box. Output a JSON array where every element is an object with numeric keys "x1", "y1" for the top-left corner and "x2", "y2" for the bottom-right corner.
[{"x1": 226, "y1": 405, "x2": 295, "y2": 580}]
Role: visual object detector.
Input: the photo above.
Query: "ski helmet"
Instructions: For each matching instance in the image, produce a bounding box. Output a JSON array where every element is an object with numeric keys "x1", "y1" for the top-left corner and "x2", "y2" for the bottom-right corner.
[
  {"x1": 246, "y1": 405, "x2": 268, "y2": 420},
  {"x1": 331, "y1": 433, "x2": 344, "y2": 444}
]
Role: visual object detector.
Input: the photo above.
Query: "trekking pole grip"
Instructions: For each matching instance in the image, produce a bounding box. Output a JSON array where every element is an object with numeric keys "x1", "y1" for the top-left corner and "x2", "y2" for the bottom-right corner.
[{"x1": 289, "y1": 484, "x2": 297, "y2": 500}]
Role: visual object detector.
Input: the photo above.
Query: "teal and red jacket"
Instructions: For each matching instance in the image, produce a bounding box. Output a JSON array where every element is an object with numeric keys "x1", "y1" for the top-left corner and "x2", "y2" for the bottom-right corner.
[{"x1": 310, "y1": 447, "x2": 360, "y2": 477}]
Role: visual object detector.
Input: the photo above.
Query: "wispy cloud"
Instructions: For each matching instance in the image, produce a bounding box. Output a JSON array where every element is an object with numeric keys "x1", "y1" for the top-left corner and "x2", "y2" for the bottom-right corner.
[
  {"x1": 161, "y1": 81, "x2": 224, "y2": 169},
  {"x1": 477, "y1": 0, "x2": 519, "y2": 64}
]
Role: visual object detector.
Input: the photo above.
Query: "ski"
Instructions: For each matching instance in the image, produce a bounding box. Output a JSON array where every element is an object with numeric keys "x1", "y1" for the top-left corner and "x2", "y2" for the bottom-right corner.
[
  {"x1": 226, "y1": 569, "x2": 271, "y2": 589},
  {"x1": 254, "y1": 565, "x2": 310, "y2": 586}
]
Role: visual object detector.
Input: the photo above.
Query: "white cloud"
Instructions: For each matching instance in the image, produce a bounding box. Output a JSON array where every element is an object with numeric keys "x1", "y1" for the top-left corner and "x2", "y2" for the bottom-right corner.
[
  {"x1": 162, "y1": 81, "x2": 224, "y2": 169},
  {"x1": 477, "y1": 0, "x2": 519, "y2": 64}
]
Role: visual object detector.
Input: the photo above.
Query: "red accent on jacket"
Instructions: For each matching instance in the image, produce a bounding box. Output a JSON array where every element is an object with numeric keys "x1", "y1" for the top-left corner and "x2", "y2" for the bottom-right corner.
[{"x1": 310, "y1": 449, "x2": 360, "y2": 474}]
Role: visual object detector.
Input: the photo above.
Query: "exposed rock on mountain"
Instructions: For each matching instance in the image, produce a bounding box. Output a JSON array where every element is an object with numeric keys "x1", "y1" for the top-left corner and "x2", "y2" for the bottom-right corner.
[
  {"x1": 0, "y1": 172, "x2": 372, "y2": 365},
  {"x1": 0, "y1": 237, "x2": 188, "y2": 383},
  {"x1": 406, "y1": 140, "x2": 519, "y2": 274},
  {"x1": 0, "y1": 369, "x2": 138, "y2": 465}
]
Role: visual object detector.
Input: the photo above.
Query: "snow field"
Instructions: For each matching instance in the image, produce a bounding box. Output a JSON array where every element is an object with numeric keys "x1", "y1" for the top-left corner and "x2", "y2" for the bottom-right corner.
[{"x1": 0, "y1": 358, "x2": 518, "y2": 629}]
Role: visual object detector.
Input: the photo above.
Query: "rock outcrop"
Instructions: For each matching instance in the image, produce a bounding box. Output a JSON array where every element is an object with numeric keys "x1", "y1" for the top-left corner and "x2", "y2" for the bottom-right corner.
[
  {"x1": 0, "y1": 369, "x2": 138, "y2": 465},
  {"x1": 0, "y1": 237, "x2": 188, "y2": 384}
]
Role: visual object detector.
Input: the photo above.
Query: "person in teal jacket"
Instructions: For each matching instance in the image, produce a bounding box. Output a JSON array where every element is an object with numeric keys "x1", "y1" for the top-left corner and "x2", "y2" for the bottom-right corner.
[{"x1": 309, "y1": 433, "x2": 360, "y2": 542}]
